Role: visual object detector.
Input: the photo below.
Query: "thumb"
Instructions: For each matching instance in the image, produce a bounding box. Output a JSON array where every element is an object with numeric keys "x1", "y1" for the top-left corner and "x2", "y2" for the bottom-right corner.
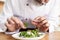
[{"x1": 19, "y1": 20, "x2": 26, "y2": 29}]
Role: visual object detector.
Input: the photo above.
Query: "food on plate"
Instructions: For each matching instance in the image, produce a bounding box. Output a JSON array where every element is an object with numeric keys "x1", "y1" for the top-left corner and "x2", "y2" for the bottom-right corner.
[
  {"x1": 19, "y1": 29, "x2": 43, "y2": 38},
  {"x1": 24, "y1": 22, "x2": 29, "y2": 27}
]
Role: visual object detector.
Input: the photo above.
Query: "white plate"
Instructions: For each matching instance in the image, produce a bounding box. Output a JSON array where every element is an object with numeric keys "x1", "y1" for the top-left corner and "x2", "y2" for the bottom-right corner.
[{"x1": 12, "y1": 32, "x2": 45, "y2": 40}]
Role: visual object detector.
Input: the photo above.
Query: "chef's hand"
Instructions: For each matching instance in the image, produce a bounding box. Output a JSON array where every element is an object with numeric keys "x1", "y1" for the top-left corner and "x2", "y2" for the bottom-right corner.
[
  {"x1": 32, "y1": 16, "x2": 49, "y2": 32},
  {"x1": 5, "y1": 17, "x2": 26, "y2": 32},
  {"x1": 36, "y1": 0, "x2": 49, "y2": 4}
]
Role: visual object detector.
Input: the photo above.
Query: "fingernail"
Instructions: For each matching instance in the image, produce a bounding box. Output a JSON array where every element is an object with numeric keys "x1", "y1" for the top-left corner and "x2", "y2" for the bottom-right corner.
[{"x1": 22, "y1": 26, "x2": 26, "y2": 29}]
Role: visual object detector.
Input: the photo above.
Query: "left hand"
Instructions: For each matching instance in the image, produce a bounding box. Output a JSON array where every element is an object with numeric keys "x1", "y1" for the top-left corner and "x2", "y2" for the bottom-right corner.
[
  {"x1": 5, "y1": 17, "x2": 26, "y2": 32},
  {"x1": 31, "y1": 16, "x2": 49, "y2": 32}
]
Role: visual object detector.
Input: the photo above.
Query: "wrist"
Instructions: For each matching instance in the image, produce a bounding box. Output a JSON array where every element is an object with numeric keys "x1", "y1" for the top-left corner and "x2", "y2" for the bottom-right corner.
[
  {"x1": 6, "y1": 29, "x2": 17, "y2": 32},
  {"x1": 5, "y1": 29, "x2": 20, "y2": 34}
]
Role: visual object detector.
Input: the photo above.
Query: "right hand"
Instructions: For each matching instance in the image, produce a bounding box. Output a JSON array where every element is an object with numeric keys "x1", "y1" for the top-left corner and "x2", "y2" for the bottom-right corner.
[
  {"x1": 31, "y1": 16, "x2": 49, "y2": 32},
  {"x1": 36, "y1": 0, "x2": 49, "y2": 4},
  {"x1": 5, "y1": 17, "x2": 26, "y2": 32}
]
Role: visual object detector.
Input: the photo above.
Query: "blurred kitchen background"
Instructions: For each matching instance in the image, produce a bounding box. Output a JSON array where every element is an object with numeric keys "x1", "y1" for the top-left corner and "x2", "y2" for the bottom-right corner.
[{"x1": 0, "y1": 0, "x2": 60, "y2": 32}]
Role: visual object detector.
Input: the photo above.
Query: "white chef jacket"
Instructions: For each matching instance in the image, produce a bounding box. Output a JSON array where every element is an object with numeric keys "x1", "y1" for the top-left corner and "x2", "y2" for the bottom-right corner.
[{"x1": 0, "y1": 0, "x2": 60, "y2": 34}]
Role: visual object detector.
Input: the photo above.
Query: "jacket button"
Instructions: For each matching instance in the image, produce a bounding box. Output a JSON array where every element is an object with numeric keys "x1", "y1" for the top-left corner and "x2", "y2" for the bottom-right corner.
[{"x1": 26, "y1": 3, "x2": 29, "y2": 6}]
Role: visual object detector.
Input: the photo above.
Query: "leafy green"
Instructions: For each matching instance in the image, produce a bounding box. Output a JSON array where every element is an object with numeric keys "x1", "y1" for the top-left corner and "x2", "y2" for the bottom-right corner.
[
  {"x1": 19, "y1": 31, "x2": 27, "y2": 37},
  {"x1": 31, "y1": 29, "x2": 39, "y2": 37},
  {"x1": 24, "y1": 22, "x2": 28, "y2": 27}
]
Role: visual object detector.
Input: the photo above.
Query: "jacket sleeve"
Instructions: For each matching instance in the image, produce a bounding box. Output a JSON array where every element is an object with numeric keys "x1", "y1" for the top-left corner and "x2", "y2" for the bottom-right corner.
[
  {"x1": 47, "y1": 2, "x2": 60, "y2": 33},
  {"x1": 47, "y1": 13, "x2": 59, "y2": 33},
  {"x1": 0, "y1": 0, "x2": 13, "y2": 33}
]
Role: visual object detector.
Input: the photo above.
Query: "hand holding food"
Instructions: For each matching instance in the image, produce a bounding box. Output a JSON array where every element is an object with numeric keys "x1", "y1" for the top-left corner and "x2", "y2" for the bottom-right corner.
[
  {"x1": 32, "y1": 16, "x2": 49, "y2": 32},
  {"x1": 5, "y1": 17, "x2": 26, "y2": 32}
]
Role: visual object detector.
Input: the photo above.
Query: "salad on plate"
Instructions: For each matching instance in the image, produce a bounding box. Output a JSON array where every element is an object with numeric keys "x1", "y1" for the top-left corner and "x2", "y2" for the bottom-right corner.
[{"x1": 12, "y1": 29, "x2": 45, "y2": 40}]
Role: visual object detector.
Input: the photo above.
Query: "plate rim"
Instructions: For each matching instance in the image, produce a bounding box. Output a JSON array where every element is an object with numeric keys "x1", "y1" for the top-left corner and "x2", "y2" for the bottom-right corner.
[{"x1": 12, "y1": 32, "x2": 46, "y2": 39}]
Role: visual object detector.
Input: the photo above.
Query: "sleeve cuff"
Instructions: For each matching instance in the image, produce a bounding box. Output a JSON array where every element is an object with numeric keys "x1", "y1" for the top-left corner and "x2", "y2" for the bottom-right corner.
[{"x1": 5, "y1": 29, "x2": 20, "y2": 34}]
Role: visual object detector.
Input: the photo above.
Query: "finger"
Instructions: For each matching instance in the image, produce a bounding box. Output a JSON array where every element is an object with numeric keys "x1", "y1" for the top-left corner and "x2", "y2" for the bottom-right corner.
[
  {"x1": 39, "y1": 26, "x2": 44, "y2": 32},
  {"x1": 11, "y1": 17, "x2": 26, "y2": 29},
  {"x1": 44, "y1": 27, "x2": 49, "y2": 32},
  {"x1": 34, "y1": 16, "x2": 46, "y2": 22},
  {"x1": 11, "y1": 17, "x2": 21, "y2": 28},
  {"x1": 41, "y1": 26, "x2": 49, "y2": 32},
  {"x1": 43, "y1": 23, "x2": 49, "y2": 27},
  {"x1": 33, "y1": 16, "x2": 41, "y2": 22},
  {"x1": 42, "y1": 0, "x2": 45, "y2": 3},
  {"x1": 7, "y1": 18, "x2": 15, "y2": 24},
  {"x1": 35, "y1": 0, "x2": 42, "y2": 3},
  {"x1": 11, "y1": 17, "x2": 20, "y2": 24},
  {"x1": 41, "y1": 20, "x2": 48, "y2": 25},
  {"x1": 40, "y1": 16, "x2": 46, "y2": 21},
  {"x1": 31, "y1": 21, "x2": 38, "y2": 26},
  {"x1": 45, "y1": 0, "x2": 49, "y2": 3},
  {"x1": 5, "y1": 22, "x2": 11, "y2": 28},
  {"x1": 45, "y1": 23, "x2": 49, "y2": 27},
  {"x1": 5, "y1": 22, "x2": 16, "y2": 32},
  {"x1": 32, "y1": 20, "x2": 41, "y2": 28},
  {"x1": 35, "y1": 16, "x2": 46, "y2": 20},
  {"x1": 34, "y1": 16, "x2": 41, "y2": 20},
  {"x1": 15, "y1": 24, "x2": 21, "y2": 30},
  {"x1": 39, "y1": 26, "x2": 48, "y2": 32}
]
